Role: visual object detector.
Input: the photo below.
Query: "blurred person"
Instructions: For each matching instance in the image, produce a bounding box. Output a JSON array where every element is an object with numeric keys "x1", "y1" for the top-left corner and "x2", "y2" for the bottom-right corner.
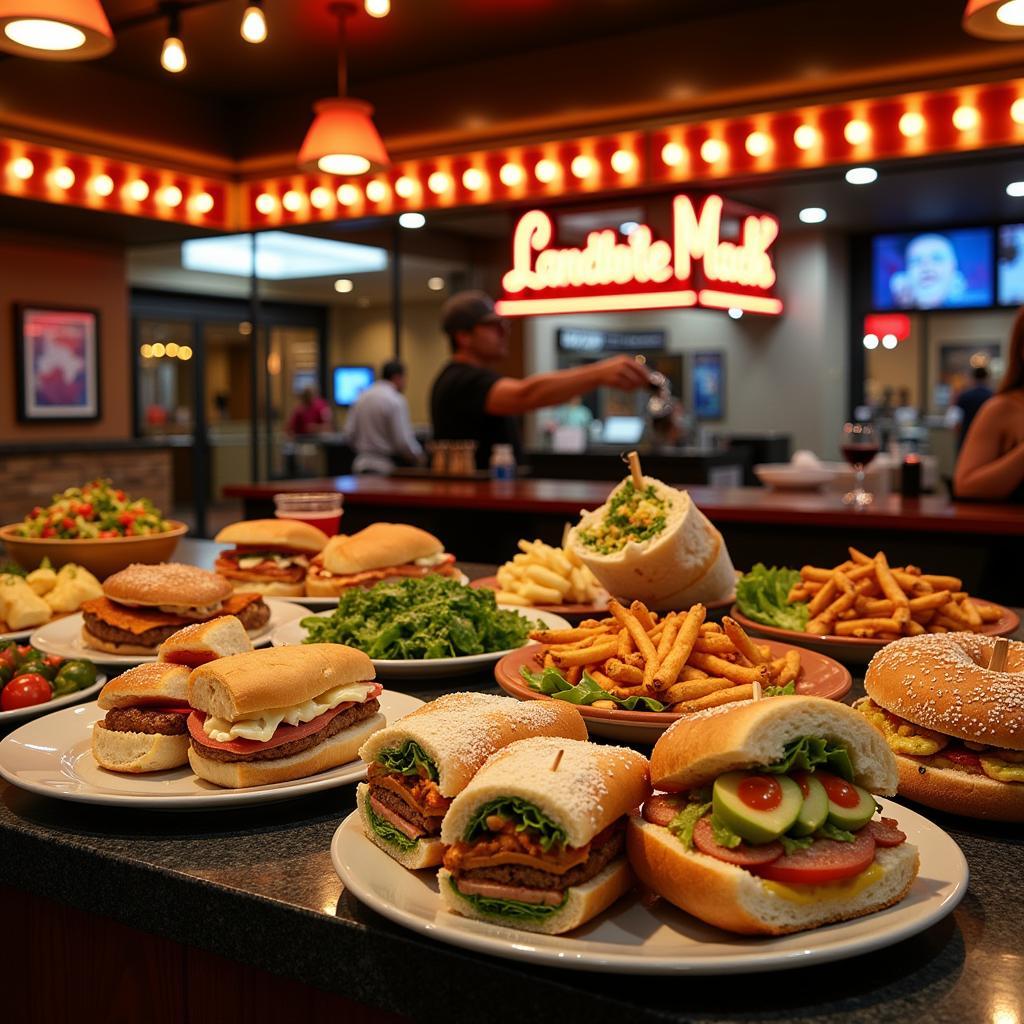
[
  {"x1": 954, "y1": 310, "x2": 1024, "y2": 501},
  {"x1": 890, "y1": 233, "x2": 967, "y2": 309},
  {"x1": 341, "y1": 359, "x2": 423, "y2": 475},
  {"x1": 430, "y1": 291, "x2": 651, "y2": 469},
  {"x1": 950, "y1": 364, "x2": 994, "y2": 450},
  {"x1": 286, "y1": 387, "x2": 331, "y2": 437}
]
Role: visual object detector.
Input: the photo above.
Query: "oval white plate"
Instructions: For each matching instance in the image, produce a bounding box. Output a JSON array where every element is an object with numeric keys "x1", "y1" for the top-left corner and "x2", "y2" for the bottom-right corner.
[
  {"x1": 291, "y1": 573, "x2": 471, "y2": 611},
  {"x1": 271, "y1": 606, "x2": 570, "y2": 679},
  {"x1": 28, "y1": 598, "x2": 309, "y2": 667},
  {"x1": 0, "y1": 672, "x2": 106, "y2": 726},
  {"x1": 0, "y1": 689, "x2": 423, "y2": 809},
  {"x1": 754, "y1": 464, "x2": 837, "y2": 490},
  {"x1": 332, "y1": 799, "x2": 967, "y2": 974},
  {"x1": 0, "y1": 627, "x2": 33, "y2": 642}
]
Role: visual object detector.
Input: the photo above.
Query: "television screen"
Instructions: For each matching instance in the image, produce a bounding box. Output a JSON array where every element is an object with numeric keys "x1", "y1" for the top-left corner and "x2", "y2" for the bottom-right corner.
[
  {"x1": 871, "y1": 228, "x2": 994, "y2": 310},
  {"x1": 333, "y1": 365, "x2": 374, "y2": 406},
  {"x1": 998, "y1": 224, "x2": 1024, "y2": 306}
]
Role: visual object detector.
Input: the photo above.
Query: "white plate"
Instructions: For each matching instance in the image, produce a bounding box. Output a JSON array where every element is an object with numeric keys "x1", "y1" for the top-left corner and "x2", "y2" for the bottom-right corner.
[
  {"x1": 28, "y1": 598, "x2": 309, "y2": 667},
  {"x1": 754, "y1": 464, "x2": 837, "y2": 490},
  {"x1": 0, "y1": 627, "x2": 33, "y2": 642},
  {"x1": 0, "y1": 689, "x2": 423, "y2": 809},
  {"x1": 0, "y1": 672, "x2": 107, "y2": 725},
  {"x1": 332, "y1": 798, "x2": 967, "y2": 974},
  {"x1": 290, "y1": 572, "x2": 471, "y2": 611},
  {"x1": 271, "y1": 606, "x2": 571, "y2": 679}
]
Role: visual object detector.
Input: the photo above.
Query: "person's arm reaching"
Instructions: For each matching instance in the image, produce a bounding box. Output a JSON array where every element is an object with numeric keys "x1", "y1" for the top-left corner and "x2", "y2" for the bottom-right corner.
[
  {"x1": 484, "y1": 355, "x2": 651, "y2": 416},
  {"x1": 953, "y1": 399, "x2": 1024, "y2": 499}
]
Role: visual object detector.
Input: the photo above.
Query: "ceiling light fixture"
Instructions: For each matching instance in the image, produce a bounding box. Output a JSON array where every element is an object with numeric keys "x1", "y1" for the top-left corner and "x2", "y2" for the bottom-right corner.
[
  {"x1": 0, "y1": 0, "x2": 113, "y2": 59},
  {"x1": 1007, "y1": 180, "x2": 1024, "y2": 196},
  {"x1": 240, "y1": 1, "x2": 267, "y2": 44},
  {"x1": 8, "y1": 156, "x2": 34, "y2": 179},
  {"x1": 534, "y1": 159, "x2": 559, "y2": 183},
  {"x1": 845, "y1": 166, "x2": 878, "y2": 185},
  {"x1": 462, "y1": 168, "x2": 485, "y2": 190},
  {"x1": 298, "y1": 3, "x2": 389, "y2": 176},
  {"x1": 398, "y1": 212, "x2": 425, "y2": 229},
  {"x1": 160, "y1": 3, "x2": 186, "y2": 73},
  {"x1": 364, "y1": 0, "x2": 389, "y2": 15},
  {"x1": 952, "y1": 104, "x2": 980, "y2": 130},
  {"x1": 793, "y1": 124, "x2": 819, "y2": 150},
  {"x1": 334, "y1": 278, "x2": 354, "y2": 293},
  {"x1": 661, "y1": 142, "x2": 685, "y2": 167},
  {"x1": 963, "y1": 0, "x2": 1024, "y2": 37},
  {"x1": 427, "y1": 276, "x2": 444, "y2": 291},
  {"x1": 799, "y1": 206, "x2": 827, "y2": 223}
]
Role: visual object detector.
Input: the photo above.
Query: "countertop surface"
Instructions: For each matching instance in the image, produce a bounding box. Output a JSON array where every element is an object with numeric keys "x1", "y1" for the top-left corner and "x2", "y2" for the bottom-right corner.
[{"x1": 1, "y1": 549, "x2": 1021, "y2": 1023}]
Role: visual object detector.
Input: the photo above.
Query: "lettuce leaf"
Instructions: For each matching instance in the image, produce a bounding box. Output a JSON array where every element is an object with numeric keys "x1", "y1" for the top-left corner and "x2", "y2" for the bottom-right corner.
[
  {"x1": 763, "y1": 682, "x2": 797, "y2": 697},
  {"x1": 465, "y1": 796, "x2": 568, "y2": 853},
  {"x1": 667, "y1": 801, "x2": 711, "y2": 850},
  {"x1": 710, "y1": 815, "x2": 743, "y2": 849},
  {"x1": 779, "y1": 833, "x2": 814, "y2": 856},
  {"x1": 377, "y1": 740, "x2": 438, "y2": 781},
  {"x1": 815, "y1": 822, "x2": 856, "y2": 843},
  {"x1": 520, "y1": 666, "x2": 665, "y2": 712},
  {"x1": 447, "y1": 877, "x2": 567, "y2": 922},
  {"x1": 365, "y1": 800, "x2": 419, "y2": 853},
  {"x1": 735, "y1": 564, "x2": 809, "y2": 632},
  {"x1": 761, "y1": 737, "x2": 854, "y2": 781}
]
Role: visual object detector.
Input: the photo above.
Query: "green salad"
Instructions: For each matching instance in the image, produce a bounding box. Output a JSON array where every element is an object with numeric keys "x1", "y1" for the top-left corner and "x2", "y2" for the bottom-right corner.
[
  {"x1": 735, "y1": 563, "x2": 810, "y2": 631},
  {"x1": 300, "y1": 574, "x2": 532, "y2": 659},
  {"x1": 576, "y1": 480, "x2": 667, "y2": 554},
  {"x1": 15, "y1": 480, "x2": 170, "y2": 539}
]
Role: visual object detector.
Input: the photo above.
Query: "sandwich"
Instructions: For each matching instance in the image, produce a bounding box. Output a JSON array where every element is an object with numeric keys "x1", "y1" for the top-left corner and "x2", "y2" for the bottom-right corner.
[
  {"x1": 80, "y1": 563, "x2": 270, "y2": 656},
  {"x1": 567, "y1": 474, "x2": 735, "y2": 611},
  {"x1": 858, "y1": 633, "x2": 1024, "y2": 822},
  {"x1": 91, "y1": 662, "x2": 192, "y2": 773},
  {"x1": 356, "y1": 693, "x2": 588, "y2": 868},
  {"x1": 214, "y1": 519, "x2": 329, "y2": 597},
  {"x1": 186, "y1": 643, "x2": 384, "y2": 788},
  {"x1": 157, "y1": 615, "x2": 253, "y2": 667},
  {"x1": 628, "y1": 695, "x2": 919, "y2": 935},
  {"x1": 439, "y1": 736, "x2": 650, "y2": 934},
  {"x1": 305, "y1": 523, "x2": 458, "y2": 597}
]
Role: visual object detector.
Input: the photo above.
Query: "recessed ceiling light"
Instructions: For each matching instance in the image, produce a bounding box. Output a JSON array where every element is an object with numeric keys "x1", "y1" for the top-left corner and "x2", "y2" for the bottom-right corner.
[
  {"x1": 728, "y1": 307, "x2": 743, "y2": 320},
  {"x1": 799, "y1": 207, "x2": 827, "y2": 224},
  {"x1": 334, "y1": 278, "x2": 354, "y2": 293},
  {"x1": 182, "y1": 232, "x2": 387, "y2": 279},
  {"x1": 427, "y1": 276, "x2": 445, "y2": 291},
  {"x1": 398, "y1": 212, "x2": 425, "y2": 229},
  {"x1": 1007, "y1": 181, "x2": 1024, "y2": 197},
  {"x1": 845, "y1": 166, "x2": 878, "y2": 185}
]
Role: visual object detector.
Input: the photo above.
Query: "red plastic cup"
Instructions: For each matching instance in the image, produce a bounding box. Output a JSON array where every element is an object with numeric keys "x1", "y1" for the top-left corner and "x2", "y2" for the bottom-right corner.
[{"x1": 273, "y1": 492, "x2": 343, "y2": 536}]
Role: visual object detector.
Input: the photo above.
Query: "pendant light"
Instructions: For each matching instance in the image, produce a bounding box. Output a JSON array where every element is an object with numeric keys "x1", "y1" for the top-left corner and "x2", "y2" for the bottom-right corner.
[
  {"x1": 160, "y1": 1, "x2": 185, "y2": 73},
  {"x1": 963, "y1": 0, "x2": 1024, "y2": 37},
  {"x1": 0, "y1": 0, "x2": 114, "y2": 59},
  {"x1": 297, "y1": 2, "x2": 389, "y2": 176},
  {"x1": 240, "y1": 0, "x2": 267, "y2": 43}
]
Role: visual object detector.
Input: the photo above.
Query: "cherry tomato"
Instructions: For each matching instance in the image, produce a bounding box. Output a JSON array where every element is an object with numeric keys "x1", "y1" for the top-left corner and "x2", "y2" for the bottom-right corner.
[
  {"x1": 0, "y1": 647, "x2": 17, "y2": 672},
  {"x1": 41, "y1": 527, "x2": 55, "y2": 538},
  {"x1": 1, "y1": 673, "x2": 52, "y2": 711},
  {"x1": 118, "y1": 512, "x2": 136, "y2": 527},
  {"x1": 43, "y1": 655, "x2": 64, "y2": 671}
]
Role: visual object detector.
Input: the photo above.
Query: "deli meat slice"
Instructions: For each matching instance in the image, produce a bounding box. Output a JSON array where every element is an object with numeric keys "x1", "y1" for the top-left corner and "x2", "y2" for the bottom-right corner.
[
  {"x1": 369, "y1": 795, "x2": 425, "y2": 840},
  {"x1": 863, "y1": 818, "x2": 907, "y2": 848},
  {"x1": 455, "y1": 879, "x2": 564, "y2": 907}
]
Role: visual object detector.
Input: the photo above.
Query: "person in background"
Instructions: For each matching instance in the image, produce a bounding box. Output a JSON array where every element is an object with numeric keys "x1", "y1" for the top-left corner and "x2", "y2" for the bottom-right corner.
[
  {"x1": 430, "y1": 291, "x2": 652, "y2": 470},
  {"x1": 951, "y1": 364, "x2": 994, "y2": 450},
  {"x1": 286, "y1": 387, "x2": 331, "y2": 436},
  {"x1": 341, "y1": 360, "x2": 424, "y2": 475},
  {"x1": 954, "y1": 310, "x2": 1024, "y2": 501}
]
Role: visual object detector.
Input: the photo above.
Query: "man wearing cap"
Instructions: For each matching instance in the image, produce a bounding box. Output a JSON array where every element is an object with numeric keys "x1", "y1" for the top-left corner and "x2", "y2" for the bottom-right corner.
[{"x1": 431, "y1": 291, "x2": 651, "y2": 470}]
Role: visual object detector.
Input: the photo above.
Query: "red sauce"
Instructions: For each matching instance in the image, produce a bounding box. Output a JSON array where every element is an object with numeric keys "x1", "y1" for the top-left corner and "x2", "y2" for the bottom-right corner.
[
  {"x1": 818, "y1": 771, "x2": 860, "y2": 808},
  {"x1": 738, "y1": 775, "x2": 782, "y2": 811}
]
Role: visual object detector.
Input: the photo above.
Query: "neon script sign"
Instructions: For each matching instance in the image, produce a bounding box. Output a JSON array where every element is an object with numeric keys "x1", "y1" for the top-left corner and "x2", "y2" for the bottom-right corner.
[{"x1": 496, "y1": 194, "x2": 783, "y2": 316}]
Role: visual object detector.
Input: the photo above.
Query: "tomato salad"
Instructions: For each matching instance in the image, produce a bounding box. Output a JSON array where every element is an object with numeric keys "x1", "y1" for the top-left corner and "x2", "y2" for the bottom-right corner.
[
  {"x1": 14, "y1": 480, "x2": 170, "y2": 540},
  {"x1": 0, "y1": 639, "x2": 98, "y2": 712}
]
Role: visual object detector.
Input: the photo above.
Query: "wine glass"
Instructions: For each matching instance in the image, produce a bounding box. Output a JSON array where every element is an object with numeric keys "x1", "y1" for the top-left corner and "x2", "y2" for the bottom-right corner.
[{"x1": 840, "y1": 422, "x2": 879, "y2": 507}]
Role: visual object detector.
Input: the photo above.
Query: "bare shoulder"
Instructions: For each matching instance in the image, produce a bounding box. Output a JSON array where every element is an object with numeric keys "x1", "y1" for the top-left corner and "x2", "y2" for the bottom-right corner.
[{"x1": 974, "y1": 393, "x2": 1024, "y2": 423}]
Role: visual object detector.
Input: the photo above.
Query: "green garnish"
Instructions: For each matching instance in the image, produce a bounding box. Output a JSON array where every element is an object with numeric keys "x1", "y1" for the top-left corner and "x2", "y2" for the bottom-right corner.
[
  {"x1": 447, "y1": 877, "x2": 567, "y2": 923},
  {"x1": 365, "y1": 798, "x2": 419, "y2": 852},
  {"x1": 779, "y1": 833, "x2": 814, "y2": 856},
  {"x1": 14, "y1": 479, "x2": 169, "y2": 540},
  {"x1": 710, "y1": 816, "x2": 743, "y2": 848},
  {"x1": 377, "y1": 740, "x2": 438, "y2": 781},
  {"x1": 300, "y1": 575, "x2": 531, "y2": 659},
  {"x1": 666, "y1": 801, "x2": 712, "y2": 850},
  {"x1": 761, "y1": 737, "x2": 854, "y2": 781},
  {"x1": 735, "y1": 564, "x2": 809, "y2": 632},
  {"x1": 465, "y1": 797, "x2": 567, "y2": 853},
  {"x1": 763, "y1": 682, "x2": 797, "y2": 697},
  {"x1": 520, "y1": 666, "x2": 666, "y2": 712},
  {"x1": 815, "y1": 822, "x2": 856, "y2": 843},
  {"x1": 577, "y1": 480, "x2": 667, "y2": 554}
]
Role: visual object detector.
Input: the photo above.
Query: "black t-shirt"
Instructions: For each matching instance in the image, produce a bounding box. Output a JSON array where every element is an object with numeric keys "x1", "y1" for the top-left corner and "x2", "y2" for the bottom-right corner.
[
  {"x1": 430, "y1": 361, "x2": 521, "y2": 470},
  {"x1": 955, "y1": 385, "x2": 993, "y2": 448}
]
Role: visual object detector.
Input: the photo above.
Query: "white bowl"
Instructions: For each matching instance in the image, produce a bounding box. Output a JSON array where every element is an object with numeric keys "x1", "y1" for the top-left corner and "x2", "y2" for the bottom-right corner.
[{"x1": 754, "y1": 464, "x2": 836, "y2": 490}]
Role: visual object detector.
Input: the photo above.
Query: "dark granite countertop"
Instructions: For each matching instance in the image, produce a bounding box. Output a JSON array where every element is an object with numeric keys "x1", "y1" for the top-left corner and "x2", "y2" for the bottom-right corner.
[{"x1": 1, "y1": 551, "x2": 1021, "y2": 1023}]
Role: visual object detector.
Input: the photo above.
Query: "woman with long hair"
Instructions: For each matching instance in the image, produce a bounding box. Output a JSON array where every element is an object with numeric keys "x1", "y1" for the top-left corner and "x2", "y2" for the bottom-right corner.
[{"x1": 954, "y1": 306, "x2": 1024, "y2": 500}]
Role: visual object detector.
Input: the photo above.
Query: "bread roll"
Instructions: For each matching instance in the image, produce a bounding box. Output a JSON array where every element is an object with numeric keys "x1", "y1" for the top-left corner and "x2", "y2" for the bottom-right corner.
[
  {"x1": 157, "y1": 615, "x2": 253, "y2": 665},
  {"x1": 97, "y1": 662, "x2": 191, "y2": 709},
  {"x1": 91, "y1": 724, "x2": 189, "y2": 774},
  {"x1": 215, "y1": 518, "x2": 329, "y2": 553},
  {"x1": 322, "y1": 523, "x2": 442, "y2": 575}
]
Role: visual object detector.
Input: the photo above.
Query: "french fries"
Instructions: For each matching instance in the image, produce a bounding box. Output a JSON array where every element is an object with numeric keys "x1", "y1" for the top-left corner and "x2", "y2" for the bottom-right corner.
[
  {"x1": 792, "y1": 549, "x2": 997, "y2": 639},
  {"x1": 495, "y1": 537, "x2": 603, "y2": 607},
  {"x1": 528, "y1": 601, "x2": 802, "y2": 714}
]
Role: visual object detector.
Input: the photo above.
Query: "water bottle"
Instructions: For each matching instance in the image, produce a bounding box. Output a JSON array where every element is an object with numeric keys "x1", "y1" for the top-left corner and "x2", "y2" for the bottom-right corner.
[{"x1": 490, "y1": 443, "x2": 517, "y2": 480}]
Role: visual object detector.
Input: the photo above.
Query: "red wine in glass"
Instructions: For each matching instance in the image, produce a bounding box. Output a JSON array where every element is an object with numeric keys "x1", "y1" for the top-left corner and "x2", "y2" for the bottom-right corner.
[
  {"x1": 840, "y1": 422, "x2": 877, "y2": 507},
  {"x1": 841, "y1": 443, "x2": 880, "y2": 468}
]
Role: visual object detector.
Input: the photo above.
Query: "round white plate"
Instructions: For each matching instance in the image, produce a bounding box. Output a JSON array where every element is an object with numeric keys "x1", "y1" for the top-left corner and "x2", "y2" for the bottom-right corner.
[
  {"x1": 0, "y1": 689, "x2": 423, "y2": 809},
  {"x1": 332, "y1": 798, "x2": 967, "y2": 974},
  {"x1": 0, "y1": 672, "x2": 106, "y2": 726},
  {"x1": 290, "y1": 572, "x2": 471, "y2": 611},
  {"x1": 28, "y1": 598, "x2": 309, "y2": 667},
  {"x1": 271, "y1": 606, "x2": 570, "y2": 679},
  {"x1": 0, "y1": 627, "x2": 33, "y2": 642}
]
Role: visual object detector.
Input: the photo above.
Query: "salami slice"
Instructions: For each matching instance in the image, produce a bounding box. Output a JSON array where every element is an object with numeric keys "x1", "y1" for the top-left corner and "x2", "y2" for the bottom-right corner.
[
  {"x1": 692, "y1": 816, "x2": 784, "y2": 866},
  {"x1": 753, "y1": 830, "x2": 877, "y2": 883},
  {"x1": 642, "y1": 794, "x2": 689, "y2": 827},
  {"x1": 863, "y1": 818, "x2": 907, "y2": 848}
]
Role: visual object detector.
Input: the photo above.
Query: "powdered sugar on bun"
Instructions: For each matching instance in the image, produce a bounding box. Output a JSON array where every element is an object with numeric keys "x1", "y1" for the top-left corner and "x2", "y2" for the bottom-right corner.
[{"x1": 103, "y1": 563, "x2": 232, "y2": 610}]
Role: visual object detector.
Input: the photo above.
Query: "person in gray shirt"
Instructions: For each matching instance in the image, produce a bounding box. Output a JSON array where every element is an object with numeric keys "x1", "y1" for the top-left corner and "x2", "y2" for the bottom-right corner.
[{"x1": 342, "y1": 360, "x2": 424, "y2": 474}]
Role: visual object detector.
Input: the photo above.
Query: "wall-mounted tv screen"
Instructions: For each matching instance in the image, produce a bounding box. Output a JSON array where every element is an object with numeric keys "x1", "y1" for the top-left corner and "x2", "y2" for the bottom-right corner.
[
  {"x1": 871, "y1": 228, "x2": 994, "y2": 310},
  {"x1": 333, "y1": 365, "x2": 374, "y2": 407},
  {"x1": 998, "y1": 224, "x2": 1024, "y2": 307}
]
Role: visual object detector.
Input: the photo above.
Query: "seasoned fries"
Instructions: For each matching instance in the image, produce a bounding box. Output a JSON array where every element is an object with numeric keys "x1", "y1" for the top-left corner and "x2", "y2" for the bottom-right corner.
[
  {"x1": 792, "y1": 549, "x2": 997, "y2": 639},
  {"x1": 495, "y1": 537, "x2": 603, "y2": 606},
  {"x1": 527, "y1": 601, "x2": 802, "y2": 713}
]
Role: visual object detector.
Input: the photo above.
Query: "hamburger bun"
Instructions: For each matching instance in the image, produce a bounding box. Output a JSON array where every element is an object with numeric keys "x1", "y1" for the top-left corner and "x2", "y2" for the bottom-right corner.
[
  {"x1": 322, "y1": 524, "x2": 442, "y2": 576},
  {"x1": 215, "y1": 518, "x2": 329, "y2": 553},
  {"x1": 103, "y1": 563, "x2": 232, "y2": 615},
  {"x1": 91, "y1": 724, "x2": 189, "y2": 774},
  {"x1": 97, "y1": 662, "x2": 191, "y2": 710},
  {"x1": 157, "y1": 615, "x2": 253, "y2": 666},
  {"x1": 356, "y1": 782, "x2": 445, "y2": 869}
]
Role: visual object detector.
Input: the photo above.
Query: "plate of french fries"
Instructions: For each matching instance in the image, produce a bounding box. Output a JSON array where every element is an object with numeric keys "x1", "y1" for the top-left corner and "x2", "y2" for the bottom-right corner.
[
  {"x1": 494, "y1": 598, "x2": 852, "y2": 743},
  {"x1": 732, "y1": 547, "x2": 1020, "y2": 666}
]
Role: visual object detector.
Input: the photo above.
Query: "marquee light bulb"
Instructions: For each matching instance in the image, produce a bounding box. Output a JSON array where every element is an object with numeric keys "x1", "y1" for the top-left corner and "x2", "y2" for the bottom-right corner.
[
  {"x1": 190, "y1": 191, "x2": 215, "y2": 214},
  {"x1": 178, "y1": 345, "x2": 193, "y2": 360},
  {"x1": 499, "y1": 162, "x2": 525, "y2": 186},
  {"x1": 51, "y1": 166, "x2": 75, "y2": 190},
  {"x1": 337, "y1": 183, "x2": 359, "y2": 205},
  {"x1": 427, "y1": 171, "x2": 452, "y2": 194},
  {"x1": 165, "y1": 342, "x2": 180, "y2": 357},
  {"x1": 255, "y1": 192, "x2": 276, "y2": 214},
  {"x1": 462, "y1": 168, "x2": 485, "y2": 190},
  {"x1": 661, "y1": 142, "x2": 685, "y2": 167},
  {"x1": 744, "y1": 131, "x2": 771, "y2": 157},
  {"x1": 152, "y1": 342, "x2": 166, "y2": 357},
  {"x1": 610, "y1": 149, "x2": 636, "y2": 174},
  {"x1": 700, "y1": 138, "x2": 726, "y2": 164},
  {"x1": 90, "y1": 174, "x2": 114, "y2": 197},
  {"x1": 899, "y1": 112, "x2": 925, "y2": 137},
  {"x1": 365, "y1": 0, "x2": 390, "y2": 16},
  {"x1": 161, "y1": 35, "x2": 186, "y2": 73},
  {"x1": 365, "y1": 179, "x2": 387, "y2": 202},
  {"x1": 863, "y1": 334, "x2": 879, "y2": 349},
  {"x1": 140, "y1": 344, "x2": 153, "y2": 358},
  {"x1": 281, "y1": 190, "x2": 302, "y2": 212},
  {"x1": 126, "y1": 179, "x2": 150, "y2": 202},
  {"x1": 882, "y1": 334, "x2": 898, "y2": 349},
  {"x1": 394, "y1": 176, "x2": 416, "y2": 198},
  {"x1": 159, "y1": 185, "x2": 183, "y2": 207},
  {"x1": 843, "y1": 119, "x2": 870, "y2": 145},
  {"x1": 793, "y1": 124, "x2": 819, "y2": 150},
  {"x1": 533, "y1": 159, "x2": 559, "y2": 183},
  {"x1": 240, "y1": 3, "x2": 267, "y2": 44},
  {"x1": 310, "y1": 186, "x2": 332, "y2": 209},
  {"x1": 1006, "y1": 181, "x2": 1024, "y2": 197},
  {"x1": 570, "y1": 155, "x2": 595, "y2": 179},
  {"x1": 8, "y1": 157, "x2": 34, "y2": 180},
  {"x1": 1012, "y1": 98, "x2": 1024, "y2": 124},
  {"x1": 952, "y1": 105, "x2": 979, "y2": 131}
]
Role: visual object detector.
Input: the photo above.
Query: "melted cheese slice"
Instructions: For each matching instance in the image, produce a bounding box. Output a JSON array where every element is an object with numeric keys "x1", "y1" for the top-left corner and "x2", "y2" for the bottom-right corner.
[
  {"x1": 414, "y1": 551, "x2": 448, "y2": 567},
  {"x1": 761, "y1": 863, "x2": 884, "y2": 905},
  {"x1": 203, "y1": 682, "x2": 375, "y2": 743}
]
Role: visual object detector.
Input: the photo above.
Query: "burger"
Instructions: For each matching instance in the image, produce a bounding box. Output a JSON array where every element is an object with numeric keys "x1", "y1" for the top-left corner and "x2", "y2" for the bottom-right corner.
[
  {"x1": 356, "y1": 692, "x2": 587, "y2": 869},
  {"x1": 214, "y1": 519, "x2": 329, "y2": 597},
  {"x1": 627, "y1": 695, "x2": 919, "y2": 935},
  {"x1": 157, "y1": 615, "x2": 253, "y2": 667},
  {"x1": 439, "y1": 736, "x2": 650, "y2": 934},
  {"x1": 858, "y1": 632, "x2": 1024, "y2": 822},
  {"x1": 186, "y1": 643, "x2": 384, "y2": 788},
  {"x1": 91, "y1": 662, "x2": 192, "y2": 773},
  {"x1": 80, "y1": 563, "x2": 270, "y2": 656},
  {"x1": 305, "y1": 523, "x2": 458, "y2": 597}
]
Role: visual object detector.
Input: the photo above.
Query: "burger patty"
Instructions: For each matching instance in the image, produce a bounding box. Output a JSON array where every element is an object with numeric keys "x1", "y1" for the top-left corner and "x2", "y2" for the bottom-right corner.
[
  {"x1": 103, "y1": 707, "x2": 189, "y2": 736},
  {"x1": 83, "y1": 598, "x2": 270, "y2": 649},
  {"x1": 369, "y1": 784, "x2": 440, "y2": 834},
  {"x1": 191, "y1": 698, "x2": 380, "y2": 763},
  {"x1": 455, "y1": 827, "x2": 624, "y2": 891}
]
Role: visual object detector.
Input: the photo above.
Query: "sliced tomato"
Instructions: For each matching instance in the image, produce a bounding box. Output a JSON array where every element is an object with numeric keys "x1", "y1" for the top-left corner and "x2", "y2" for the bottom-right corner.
[
  {"x1": 753, "y1": 830, "x2": 876, "y2": 883},
  {"x1": 642, "y1": 794, "x2": 688, "y2": 827},
  {"x1": 188, "y1": 704, "x2": 349, "y2": 753},
  {"x1": 863, "y1": 817, "x2": 907, "y2": 848},
  {"x1": 692, "y1": 816, "x2": 783, "y2": 867}
]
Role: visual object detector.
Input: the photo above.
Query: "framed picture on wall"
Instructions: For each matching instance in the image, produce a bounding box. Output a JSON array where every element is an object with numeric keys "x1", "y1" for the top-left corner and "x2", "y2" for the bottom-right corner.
[
  {"x1": 14, "y1": 305, "x2": 100, "y2": 421},
  {"x1": 692, "y1": 351, "x2": 725, "y2": 420}
]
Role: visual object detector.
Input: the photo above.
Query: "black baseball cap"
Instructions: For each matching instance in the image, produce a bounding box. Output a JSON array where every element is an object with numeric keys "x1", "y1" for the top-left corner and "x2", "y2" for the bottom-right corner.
[{"x1": 440, "y1": 291, "x2": 505, "y2": 335}]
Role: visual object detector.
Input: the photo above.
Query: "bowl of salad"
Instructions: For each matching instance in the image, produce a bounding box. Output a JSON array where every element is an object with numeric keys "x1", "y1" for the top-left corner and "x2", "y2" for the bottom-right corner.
[{"x1": 1, "y1": 480, "x2": 186, "y2": 579}]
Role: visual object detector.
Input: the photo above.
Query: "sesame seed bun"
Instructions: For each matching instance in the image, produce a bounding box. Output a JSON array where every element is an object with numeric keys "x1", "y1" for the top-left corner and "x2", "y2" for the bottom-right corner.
[{"x1": 103, "y1": 563, "x2": 232, "y2": 613}]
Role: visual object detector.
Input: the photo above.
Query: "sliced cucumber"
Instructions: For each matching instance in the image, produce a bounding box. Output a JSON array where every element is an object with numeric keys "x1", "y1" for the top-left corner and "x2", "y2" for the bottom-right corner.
[
  {"x1": 789, "y1": 772, "x2": 829, "y2": 837},
  {"x1": 817, "y1": 770, "x2": 876, "y2": 831},
  {"x1": 713, "y1": 772, "x2": 803, "y2": 844}
]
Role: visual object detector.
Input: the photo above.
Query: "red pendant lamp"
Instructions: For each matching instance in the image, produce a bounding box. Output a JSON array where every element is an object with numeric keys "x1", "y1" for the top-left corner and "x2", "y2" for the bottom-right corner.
[
  {"x1": 963, "y1": 0, "x2": 1024, "y2": 38},
  {"x1": 0, "y1": 0, "x2": 114, "y2": 59},
  {"x1": 298, "y1": 2, "x2": 389, "y2": 175}
]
